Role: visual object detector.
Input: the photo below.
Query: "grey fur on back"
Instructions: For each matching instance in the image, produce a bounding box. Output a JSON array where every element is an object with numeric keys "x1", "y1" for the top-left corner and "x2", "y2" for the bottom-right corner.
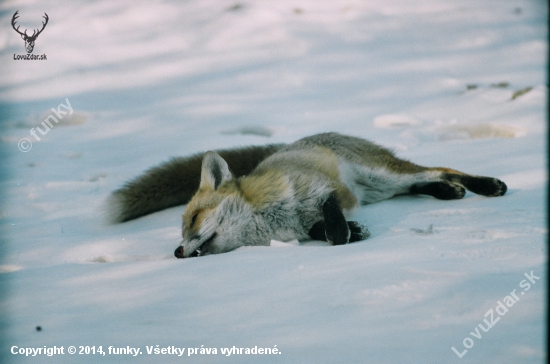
[{"x1": 279, "y1": 133, "x2": 425, "y2": 174}]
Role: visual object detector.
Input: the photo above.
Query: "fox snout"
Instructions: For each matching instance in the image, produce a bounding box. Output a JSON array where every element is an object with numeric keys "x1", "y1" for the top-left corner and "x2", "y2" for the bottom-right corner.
[
  {"x1": 175, "y1": 233, "x2": 217, "y2": 258},
  {"x1": 174, "y1": 246, "x2": 184, "y2": 259},
  {"x1": 174, "y1": 245, "x2": 202, "y2": 258}
]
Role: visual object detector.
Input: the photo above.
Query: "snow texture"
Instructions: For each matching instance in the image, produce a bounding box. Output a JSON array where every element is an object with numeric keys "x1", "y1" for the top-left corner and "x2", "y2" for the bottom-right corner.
[{"x1": 0, "y1": 0, "x2": 547, "y2": 363}]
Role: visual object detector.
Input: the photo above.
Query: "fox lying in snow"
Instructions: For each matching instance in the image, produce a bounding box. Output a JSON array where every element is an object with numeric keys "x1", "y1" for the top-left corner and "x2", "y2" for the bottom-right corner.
[{"x1": 108, "y1": 133, "x2": 507, "y2": 258}]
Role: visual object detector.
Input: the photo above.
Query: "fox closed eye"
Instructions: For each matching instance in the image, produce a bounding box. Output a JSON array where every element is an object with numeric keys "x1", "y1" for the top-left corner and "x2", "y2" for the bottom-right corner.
[{"x1": 191, "y1": 213, "x2": 198, "y2": 227}]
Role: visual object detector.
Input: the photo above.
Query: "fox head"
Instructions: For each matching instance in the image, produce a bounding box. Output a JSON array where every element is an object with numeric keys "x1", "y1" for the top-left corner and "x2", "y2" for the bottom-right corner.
[{"x1": 174, "y1": 151, "x2": 267, "y2": 258}]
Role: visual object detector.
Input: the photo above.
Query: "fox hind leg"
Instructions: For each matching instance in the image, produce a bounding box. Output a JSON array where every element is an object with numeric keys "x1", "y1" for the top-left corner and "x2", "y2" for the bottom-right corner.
[
  {"x1": 443, "y1": 173, "x2": 507, "y2": 197},
  {"x1": 409, "y1": 168, "x2": 507, "y2": 199}
]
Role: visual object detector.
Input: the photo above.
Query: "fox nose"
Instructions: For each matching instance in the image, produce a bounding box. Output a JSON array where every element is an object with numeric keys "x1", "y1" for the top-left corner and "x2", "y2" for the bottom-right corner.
[{"x1": 174, "y1": 246, "x2": 184, "y2": 259}]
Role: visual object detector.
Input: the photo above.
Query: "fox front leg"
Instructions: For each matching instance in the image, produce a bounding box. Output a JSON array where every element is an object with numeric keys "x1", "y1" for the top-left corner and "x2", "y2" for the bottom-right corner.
[{"x1": 308, "y1": 194, "x2": 370, "y2": 245}]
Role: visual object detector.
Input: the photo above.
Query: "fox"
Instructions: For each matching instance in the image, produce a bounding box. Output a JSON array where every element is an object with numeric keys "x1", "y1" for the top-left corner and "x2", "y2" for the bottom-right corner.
[{"x1": 108, "y1": 132, "x2": 507, "y2": 258}]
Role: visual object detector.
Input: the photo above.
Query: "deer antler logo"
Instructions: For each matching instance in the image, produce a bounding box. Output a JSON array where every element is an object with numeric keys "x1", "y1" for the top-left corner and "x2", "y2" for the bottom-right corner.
[{"x1": 11, "y1": 10, "x2": 49, "y2": 54}]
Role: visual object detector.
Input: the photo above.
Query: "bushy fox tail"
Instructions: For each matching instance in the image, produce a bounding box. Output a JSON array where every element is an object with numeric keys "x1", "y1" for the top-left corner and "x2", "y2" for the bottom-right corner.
[{"x1": 107, "y1": 144, "x2": 284, "y2": 223}]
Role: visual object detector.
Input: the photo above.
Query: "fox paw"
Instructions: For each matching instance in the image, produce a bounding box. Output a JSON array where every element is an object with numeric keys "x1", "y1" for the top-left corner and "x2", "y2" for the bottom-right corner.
[
  {"x1": 485, "y1": 178, "x2": 507, "y2": 197},
  {"x1": 348, "y1": 221, "x2": 370, "y2": 242},
  {"x1": 464, "y1": 176, "x2": 507, "y2": 197},
  {"x1": 410, "y1": 181, "x2": 466, "y2": 200}
]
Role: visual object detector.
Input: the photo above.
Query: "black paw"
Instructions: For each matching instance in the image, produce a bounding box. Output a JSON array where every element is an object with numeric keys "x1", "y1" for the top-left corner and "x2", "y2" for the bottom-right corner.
[
  {"x1": 488, "y1": 178, "x2": 507, "y2": 196},
  {"x1": 348, "y1": 221, "x2": 370, "y2": 242},
  {"x1": 463, "y1": 176, "x2": 507, "y2": 197},
  {"x1": 308, "y1": 221, "x2": 327, "y2": 241},
  {"x1": 323, "y1": 194, "x2": 349, "y2": 246},
  {"x1": 411, "y1": 181, "x2": 465, "y2": 200}
]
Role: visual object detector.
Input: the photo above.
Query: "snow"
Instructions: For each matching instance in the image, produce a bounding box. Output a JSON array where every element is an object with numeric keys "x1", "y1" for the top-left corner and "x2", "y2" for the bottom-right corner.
[{"x1": 0, "y1": 0, "x2": 547, "y2": 363}]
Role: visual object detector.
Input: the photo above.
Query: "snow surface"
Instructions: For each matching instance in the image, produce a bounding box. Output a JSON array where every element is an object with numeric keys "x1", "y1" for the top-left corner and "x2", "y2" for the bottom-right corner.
[{"x1": 0, "y1": 0, "x2": 547, "y2": 363}]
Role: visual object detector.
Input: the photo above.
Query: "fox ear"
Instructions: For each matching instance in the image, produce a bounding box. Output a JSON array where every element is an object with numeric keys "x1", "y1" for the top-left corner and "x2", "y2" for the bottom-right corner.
[{"x1": 200, "y1": 151, "x2": 234, "y2": 190}]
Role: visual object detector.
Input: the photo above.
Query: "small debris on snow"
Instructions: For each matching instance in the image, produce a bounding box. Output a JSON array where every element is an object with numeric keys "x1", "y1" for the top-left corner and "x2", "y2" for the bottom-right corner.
[{"x1": 410, "y1": 224, "x2": 435, "y2": 235}]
